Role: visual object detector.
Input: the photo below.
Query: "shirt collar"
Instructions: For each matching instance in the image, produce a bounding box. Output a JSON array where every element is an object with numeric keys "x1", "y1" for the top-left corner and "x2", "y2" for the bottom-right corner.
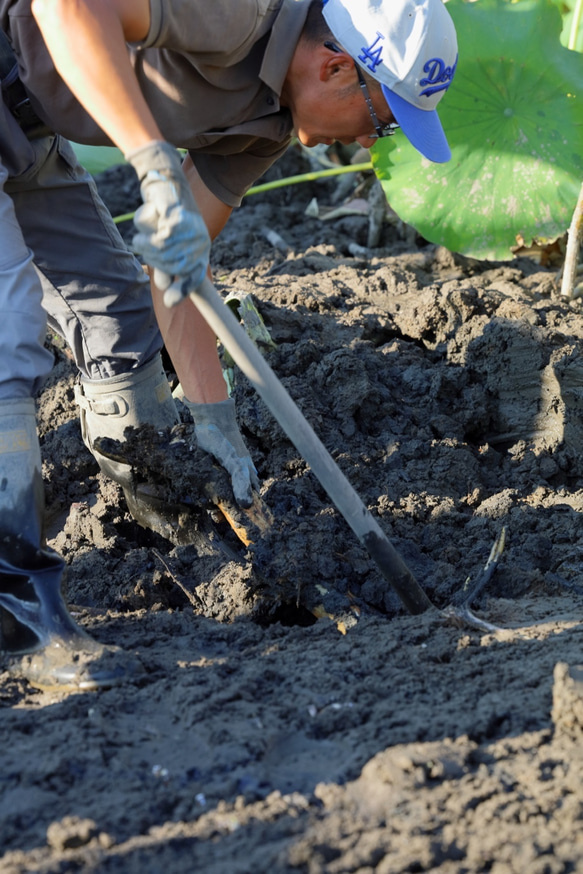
[{"x1": 260, "y1": 0, "x2": 310, "y2": 96}]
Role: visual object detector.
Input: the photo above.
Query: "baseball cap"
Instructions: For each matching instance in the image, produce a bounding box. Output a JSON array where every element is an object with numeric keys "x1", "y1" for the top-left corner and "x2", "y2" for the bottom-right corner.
[{"x1": 322, "y1": 0, "x2": 458, "y2": 163}]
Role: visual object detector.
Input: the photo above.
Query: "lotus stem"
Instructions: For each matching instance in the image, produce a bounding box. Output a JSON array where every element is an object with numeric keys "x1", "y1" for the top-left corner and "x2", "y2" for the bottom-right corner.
[
  {"x1": 113, "y1": 163, "x2": 374, "y2": 224},
  {"x1": 561, "y1": 180, "x2": 583, "y2": 298},
  {"x1": 568, "y1": 0, "x2": 583, "y2": 50}
]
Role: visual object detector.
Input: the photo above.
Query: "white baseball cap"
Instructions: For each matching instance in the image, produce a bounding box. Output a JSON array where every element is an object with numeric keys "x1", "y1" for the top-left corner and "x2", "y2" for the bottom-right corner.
[{"x1": 322, "y1": 0, "x2": 458, "y2": 163}]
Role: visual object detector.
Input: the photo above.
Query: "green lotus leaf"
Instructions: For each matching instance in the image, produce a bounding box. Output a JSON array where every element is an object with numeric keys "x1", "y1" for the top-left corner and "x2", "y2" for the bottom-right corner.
[
  {"x1": 372, "y1": 0, "x2": 583, "y2": 260},
  {"x1": 71, "y1": 143, "x2": 126, "y2": 175}
]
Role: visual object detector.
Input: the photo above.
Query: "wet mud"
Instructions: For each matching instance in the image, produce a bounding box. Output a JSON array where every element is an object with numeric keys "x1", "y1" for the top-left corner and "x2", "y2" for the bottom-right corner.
[{"x1": 2, "y1": 146, "x2": 583, "y2": 873}]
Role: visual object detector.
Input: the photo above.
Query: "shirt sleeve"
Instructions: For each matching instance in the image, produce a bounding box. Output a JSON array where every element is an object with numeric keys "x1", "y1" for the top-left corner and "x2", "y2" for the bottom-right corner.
[{"x1": 189, "y1": 137, "x2": 292, "y2": 208}]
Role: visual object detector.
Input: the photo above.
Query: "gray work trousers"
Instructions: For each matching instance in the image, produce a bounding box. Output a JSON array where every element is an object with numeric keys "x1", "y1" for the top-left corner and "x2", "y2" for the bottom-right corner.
[{"x1": 0, "y1": 96, "x2": 162, "y2": 401}]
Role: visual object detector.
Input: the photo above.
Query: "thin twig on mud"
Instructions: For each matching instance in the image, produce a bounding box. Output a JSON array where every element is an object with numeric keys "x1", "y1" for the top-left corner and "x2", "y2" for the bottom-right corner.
[{"x1": 152, "y1": 549, "x2": 203, "y2": 609}]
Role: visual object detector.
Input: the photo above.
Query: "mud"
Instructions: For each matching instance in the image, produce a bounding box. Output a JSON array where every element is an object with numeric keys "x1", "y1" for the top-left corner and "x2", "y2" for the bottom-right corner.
[{"x1": 2, "y1": 146, "x2": 583, "y2": 873}]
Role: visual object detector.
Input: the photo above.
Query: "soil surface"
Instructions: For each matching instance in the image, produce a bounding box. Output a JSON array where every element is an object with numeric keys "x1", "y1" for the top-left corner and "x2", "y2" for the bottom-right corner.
[{"x1": 2, "y1": 146, "x2": 583, "y2": 873}]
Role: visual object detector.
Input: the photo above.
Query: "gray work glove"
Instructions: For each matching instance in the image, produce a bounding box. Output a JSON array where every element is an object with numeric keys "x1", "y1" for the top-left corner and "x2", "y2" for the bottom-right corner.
[
  {"x1": 183, "y1": 398, "x2": 260, "y2": 509},
  {"x1": 127, "y1": 141, "x2": 210, "y2": 305}
]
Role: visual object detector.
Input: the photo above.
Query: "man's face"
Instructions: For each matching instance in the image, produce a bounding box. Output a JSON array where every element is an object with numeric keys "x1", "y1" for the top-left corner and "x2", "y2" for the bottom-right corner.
[
  {"x1": 282, "y1": 46, "x2": 397, "y2": 150},
  {"x1": 293, "y1": 92, "x2": 384, "y2": 149}
]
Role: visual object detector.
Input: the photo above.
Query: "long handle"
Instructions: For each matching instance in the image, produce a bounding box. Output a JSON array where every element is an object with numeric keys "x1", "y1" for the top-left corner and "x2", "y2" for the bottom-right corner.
[{"x1": 189, "y1": 277, "x2": 434, "y2": 615}]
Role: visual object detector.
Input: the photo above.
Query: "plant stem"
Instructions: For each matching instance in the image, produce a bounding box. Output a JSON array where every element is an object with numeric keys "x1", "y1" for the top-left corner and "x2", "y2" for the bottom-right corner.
[
  {"x1": 113, "y1": 162, "x2": 374, "y2": 224},
  {"x1": 569, "y1": 0, "x2": 583, "y2": 50},
  {"x1": 245, "y1": 162, "x2": 373, "y2": 195},
  {"x1": 561, "y1": 180, "x2": 583, "y2": 298}
]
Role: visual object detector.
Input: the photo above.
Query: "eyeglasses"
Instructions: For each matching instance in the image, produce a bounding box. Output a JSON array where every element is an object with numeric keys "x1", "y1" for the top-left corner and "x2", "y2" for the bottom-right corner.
[{"x1": 324, "y1": 41, "x2": 400, "y2": 139}]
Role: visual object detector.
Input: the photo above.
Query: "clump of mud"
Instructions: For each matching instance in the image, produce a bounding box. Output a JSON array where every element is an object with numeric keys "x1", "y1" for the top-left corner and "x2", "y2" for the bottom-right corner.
[{"x1": 92, "y1": 419, "x2": 392, "y2": 628}]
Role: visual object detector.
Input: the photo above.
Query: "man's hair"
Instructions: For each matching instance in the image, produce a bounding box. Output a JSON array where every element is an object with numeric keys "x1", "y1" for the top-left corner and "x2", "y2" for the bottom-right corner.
[
  {"x1": 301, "y1": 0, "x2": 334, "y2": 44},
  {"x1": 301, "y1": 0, "x2": 382, "y2": 95}
]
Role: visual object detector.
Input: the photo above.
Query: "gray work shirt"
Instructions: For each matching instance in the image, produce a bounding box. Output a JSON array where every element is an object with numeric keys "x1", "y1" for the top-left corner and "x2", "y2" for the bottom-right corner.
[{"x1": 1, "y1": 0, "x2": 309, "y2": 205}]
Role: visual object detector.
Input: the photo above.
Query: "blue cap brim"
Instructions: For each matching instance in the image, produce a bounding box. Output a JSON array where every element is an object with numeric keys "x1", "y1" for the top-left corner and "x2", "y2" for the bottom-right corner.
[{"x1": 382, "y1": 85, "x2": 451, "y2": 164}]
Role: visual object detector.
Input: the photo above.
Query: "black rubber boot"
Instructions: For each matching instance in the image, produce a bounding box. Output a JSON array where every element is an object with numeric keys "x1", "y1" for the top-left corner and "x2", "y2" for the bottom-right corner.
[
  {"x1": 75, "y1": 353, "x2": 200, "y2": 544},
  {"x1": 0, "y1": 398, "x2": 141, "y2": 691},
  {"x1": 0, "y1": 552, "x2": 134, "y2": 691}
]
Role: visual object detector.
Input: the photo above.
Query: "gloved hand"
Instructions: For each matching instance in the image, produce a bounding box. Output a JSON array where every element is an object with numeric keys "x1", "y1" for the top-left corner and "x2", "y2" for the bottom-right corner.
[
  {"x1": 183, "y1": 398, "x2": 260, "y2": 509},
  {"x1": 126, "y1": 140, "x2": 211, "y2": 304}
]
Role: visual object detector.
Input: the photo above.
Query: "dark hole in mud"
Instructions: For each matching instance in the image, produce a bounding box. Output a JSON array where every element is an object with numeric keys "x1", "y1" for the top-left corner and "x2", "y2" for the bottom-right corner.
[
  {"x1": 114, "y1": 519, "x2": 170, "y2": 548},
  {"x1": 255, "y1": 601, "x2": 318, "y2": 628}
]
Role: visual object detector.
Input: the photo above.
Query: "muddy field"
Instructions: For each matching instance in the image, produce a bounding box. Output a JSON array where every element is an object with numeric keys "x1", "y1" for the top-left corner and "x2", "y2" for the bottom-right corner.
[{"x1": 2, "y1": 146, "x2": 583, "y2": 873}]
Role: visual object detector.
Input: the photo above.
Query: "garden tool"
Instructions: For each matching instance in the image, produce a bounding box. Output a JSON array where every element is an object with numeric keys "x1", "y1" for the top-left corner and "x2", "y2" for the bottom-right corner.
[
  {"x1": 178, "y1": 281, "x2": 508, "y2": 627},
  {"x1": 0, "y1": 398, "x2": 135, "y2": 690},
  {"x1": 171, "y1": 277, "x2": 435, "y2": 616}
]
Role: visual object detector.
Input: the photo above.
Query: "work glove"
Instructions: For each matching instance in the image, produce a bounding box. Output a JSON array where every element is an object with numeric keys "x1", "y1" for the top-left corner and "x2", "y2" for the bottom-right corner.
[
  {"x1": 182, "y1": 398, "x2": 260, "y2": 509},
  {"x1": 127, "y1": 140, "x2": 210, "y2": 305}
]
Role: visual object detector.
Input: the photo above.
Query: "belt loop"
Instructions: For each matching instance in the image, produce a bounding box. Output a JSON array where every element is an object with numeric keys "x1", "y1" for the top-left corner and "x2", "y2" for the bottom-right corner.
[{"x1": 0, "y1": 27, "x2": 53, "y2": 139}]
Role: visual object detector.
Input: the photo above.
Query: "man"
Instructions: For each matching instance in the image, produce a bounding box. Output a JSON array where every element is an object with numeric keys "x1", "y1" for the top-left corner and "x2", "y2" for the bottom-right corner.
[{"x1": 0, "y1": 0, "x2": 457, "y2": 690}]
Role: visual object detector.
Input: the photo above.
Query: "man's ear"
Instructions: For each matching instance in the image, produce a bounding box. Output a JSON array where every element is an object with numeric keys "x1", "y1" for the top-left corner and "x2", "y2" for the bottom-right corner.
[{"x1": 320, "y1": 49, "x2": 355, "y2": 83}]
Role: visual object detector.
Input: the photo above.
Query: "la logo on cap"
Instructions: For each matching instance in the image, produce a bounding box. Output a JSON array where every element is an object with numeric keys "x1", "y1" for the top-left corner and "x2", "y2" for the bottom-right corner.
[{"x1": 358, "y1": 32, "x2": 385, "y2": 74}]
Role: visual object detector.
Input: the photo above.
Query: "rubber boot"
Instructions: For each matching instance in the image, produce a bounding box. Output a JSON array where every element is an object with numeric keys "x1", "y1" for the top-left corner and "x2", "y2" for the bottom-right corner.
[
  {"x1": 75, "y1": 353, "x2": 199, "y2": 544},
  {"x1": 0, "y1": 398, "x2": 139, "y2": 691}
]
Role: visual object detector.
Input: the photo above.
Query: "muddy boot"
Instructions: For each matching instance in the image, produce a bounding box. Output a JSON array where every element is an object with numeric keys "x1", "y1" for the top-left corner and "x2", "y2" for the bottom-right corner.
[
  {"x1": 0, "y1": 398, "x2": 138, "y2": 691},
  {"x1": 75, "y1": 353, "x2": 199, "y2": 543}
]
